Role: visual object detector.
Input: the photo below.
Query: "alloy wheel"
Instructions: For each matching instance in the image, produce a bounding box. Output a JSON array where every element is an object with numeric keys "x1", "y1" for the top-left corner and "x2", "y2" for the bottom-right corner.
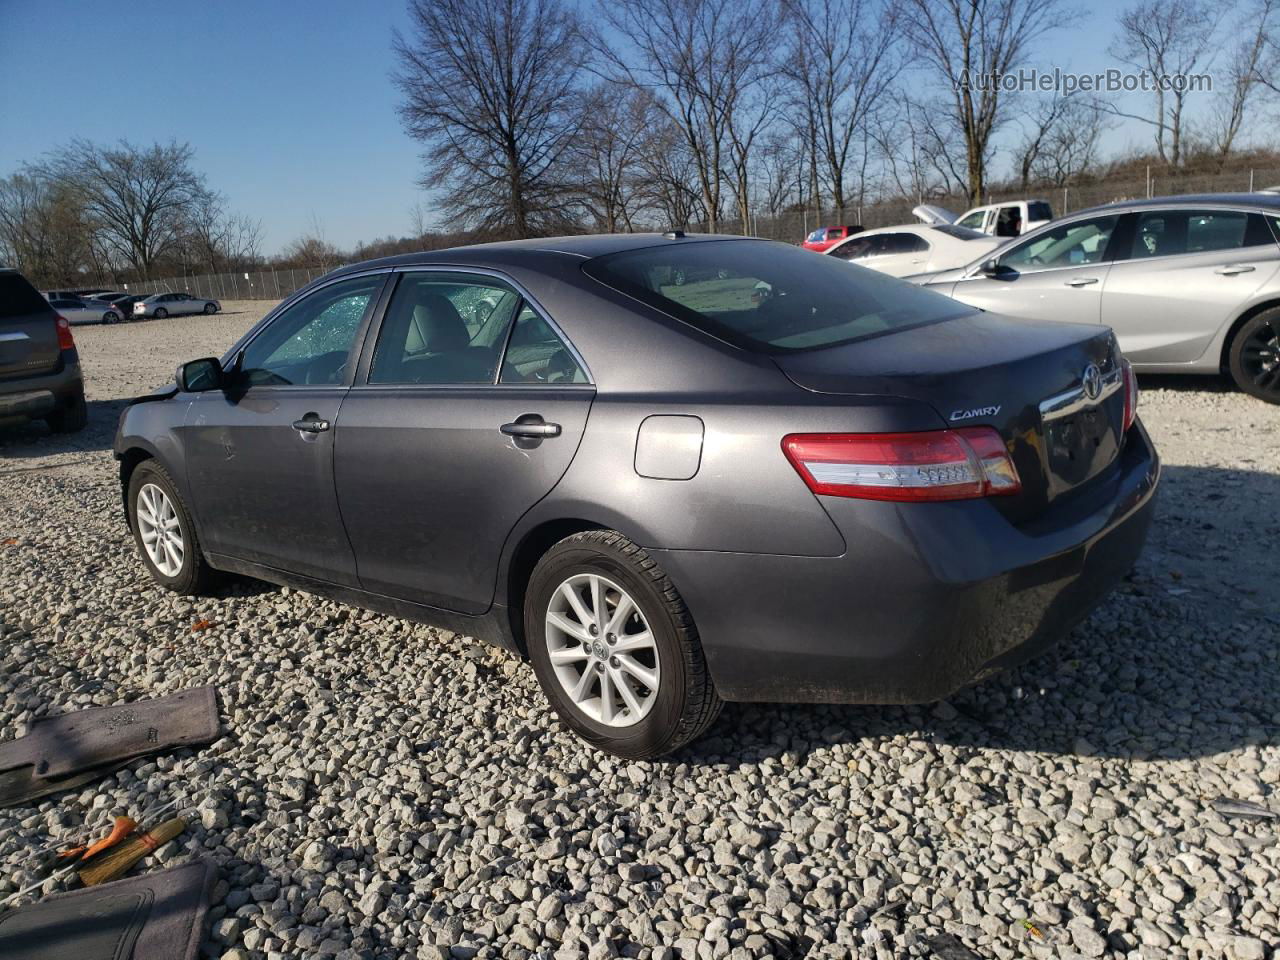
[
  {"x1": 136, "y1": 483, "x2": 185, "y2": 577},
  {"x1": 544, "y1": 573, "x2": 661, "y2": 728},
  {"x1": 1241, "y1": 317, "x2": 1280, "y2": 396}
]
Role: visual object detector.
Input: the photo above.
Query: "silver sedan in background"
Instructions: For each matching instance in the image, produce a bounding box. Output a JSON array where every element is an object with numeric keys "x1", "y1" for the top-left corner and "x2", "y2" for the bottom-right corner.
[
  {"x1": 133, "y1": 291, "x2": 221, "y2": 319},
  {"x1": 916, "y1": 194, "x2": 1280, "y2": 403}
]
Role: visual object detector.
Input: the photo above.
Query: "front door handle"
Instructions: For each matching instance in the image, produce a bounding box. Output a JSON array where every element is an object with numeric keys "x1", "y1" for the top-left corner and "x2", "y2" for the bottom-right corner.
[
  {"x1": 501, "y1": 416, "x2": 561, "y2": 438},
  {"x1": 1065, "y1": 277, "x2": 1099, "y2": 287},
  {"x1": 292, "y1": 414, "x2": 331, "y2": 433},
  {"x1": 1215, "y1": 263, "x2": 1256, "y2": 275}
]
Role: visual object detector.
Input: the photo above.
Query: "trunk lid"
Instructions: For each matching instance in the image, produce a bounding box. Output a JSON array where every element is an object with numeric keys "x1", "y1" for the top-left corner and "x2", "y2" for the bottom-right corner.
[
  {"x1": 912, "y1": 203, "x2": 958, "y2": 225},
  {"x1": 773, "y1": 312, "x2": 1126, "y2": 522},
  {"x1": 0, "y1": 272, "x2": 62, "y2": 380}
]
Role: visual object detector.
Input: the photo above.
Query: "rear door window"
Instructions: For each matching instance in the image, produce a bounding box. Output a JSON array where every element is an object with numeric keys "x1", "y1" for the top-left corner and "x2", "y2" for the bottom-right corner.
[
  {"x1": 1128, "y1": 209, "x2": 1267, "y2": 259},
  {"x1": 368, "y1": 273, "x2": 521, "y2": 384},
  {"x1": 0, "y1": 273, "x2": 54, "y2": 321},
  {"x1": 499, "y1": 305, "x2": 587, "y2": 384}
]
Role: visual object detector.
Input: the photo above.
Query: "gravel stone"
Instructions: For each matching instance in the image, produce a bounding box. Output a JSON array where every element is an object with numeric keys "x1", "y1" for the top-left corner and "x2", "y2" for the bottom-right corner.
[{"x1": 1, "y1": 305, "x2": 1278, "y2": 959}]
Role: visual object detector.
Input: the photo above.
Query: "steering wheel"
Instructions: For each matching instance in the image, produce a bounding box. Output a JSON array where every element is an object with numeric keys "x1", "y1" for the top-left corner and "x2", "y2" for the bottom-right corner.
[{"x1": 306, "y1": 351, "x2": 349, "y2": 385}]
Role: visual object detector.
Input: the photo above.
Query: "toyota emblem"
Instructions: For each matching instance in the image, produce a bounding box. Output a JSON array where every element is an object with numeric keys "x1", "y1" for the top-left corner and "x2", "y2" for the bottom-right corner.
[{"x1": 1082, "y1": 363, "x2": 1103, "y2": 400}]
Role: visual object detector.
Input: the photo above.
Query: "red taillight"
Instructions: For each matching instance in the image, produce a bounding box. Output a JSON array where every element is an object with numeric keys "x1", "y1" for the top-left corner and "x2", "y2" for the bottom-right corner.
[
  {"x1": 782, "y1": 427, "x2": 1021, "y2": 502},
  {"x1": 55, "y1": 316, "x2": 76, "y2": 351},
  {"x1": 1121, "y1": 358, "x2": 1138, "y2": 431}
]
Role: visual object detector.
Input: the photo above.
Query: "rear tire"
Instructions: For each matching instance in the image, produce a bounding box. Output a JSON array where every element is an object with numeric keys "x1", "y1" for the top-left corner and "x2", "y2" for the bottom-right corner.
[
  {"x1": 1228, "y1": 308, "x2": 1280, "y2": 403},
  {"x1": 525, "y1": 530, "x2": 722, "y2": 759},
  {"x1": 203, "y1": 302, "x2": 217, "y2": 314},
  {"x1": 103, "y1": 311, "x2": 119, "y2": 324},
  {"x1": 127, "y1": 461, "x2": 214, "y2": 595},
  {"x1": 154, "y1": 307, "x2": 168, "y2": 319},
  {"x1": 45, "y1": 391, "x2": 87, "y2": 434}
]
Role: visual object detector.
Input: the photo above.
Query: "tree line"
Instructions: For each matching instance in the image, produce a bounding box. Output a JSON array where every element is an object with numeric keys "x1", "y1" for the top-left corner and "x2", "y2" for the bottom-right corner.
[
  {"x1": 393, "y1": 0, "x2": 1280, "y2": 238},
  {"x1": 0, "y1": 140, "x2": 264, "y2": 289}
]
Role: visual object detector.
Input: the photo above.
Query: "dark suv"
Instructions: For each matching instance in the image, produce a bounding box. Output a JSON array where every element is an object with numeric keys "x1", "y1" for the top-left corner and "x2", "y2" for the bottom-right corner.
[{"x1": 0, "y1": 268, "x2": 87, "y2": 433}]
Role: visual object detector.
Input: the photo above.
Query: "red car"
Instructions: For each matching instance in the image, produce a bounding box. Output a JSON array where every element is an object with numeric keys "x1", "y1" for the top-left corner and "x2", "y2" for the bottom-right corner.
[{"x1": 802, "y1": 224, "x2": 862, "y2": 252}]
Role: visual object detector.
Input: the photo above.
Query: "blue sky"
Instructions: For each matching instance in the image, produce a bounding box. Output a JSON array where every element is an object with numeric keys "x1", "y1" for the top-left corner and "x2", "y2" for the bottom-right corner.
[{"x1": 0, "y1": 0, "x2": 1233, "y2": 253}]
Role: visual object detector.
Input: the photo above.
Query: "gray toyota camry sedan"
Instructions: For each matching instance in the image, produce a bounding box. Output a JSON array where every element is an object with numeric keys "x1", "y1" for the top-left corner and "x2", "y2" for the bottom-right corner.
[{"x1": 114, "y1": 234, "x2": 1159, "y2": 757}]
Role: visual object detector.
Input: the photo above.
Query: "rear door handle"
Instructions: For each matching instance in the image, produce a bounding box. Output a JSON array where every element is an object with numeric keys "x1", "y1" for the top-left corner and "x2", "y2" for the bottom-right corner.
[
  {"x1": 501, "y1": 416, "x2": 561, "y2": 438},
  {"x1": 1215, "y1": 264, "x2": 1256, "y2": 275},
  {"x1": 1064, "y1": 277, "x2": 1099, "y2": 287},
  {"x1": 292, "y1": 415, "x2": 331, "y2": 433}
]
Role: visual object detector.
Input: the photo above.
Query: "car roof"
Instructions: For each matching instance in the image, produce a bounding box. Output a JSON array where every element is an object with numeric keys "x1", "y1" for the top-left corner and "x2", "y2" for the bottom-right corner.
[
  {"x1": 329, "y1": 232, "x2": 753, "y2": 277},
  {"x1": 1071, "y1": 192, "x2": 1280, "y2": 217}
]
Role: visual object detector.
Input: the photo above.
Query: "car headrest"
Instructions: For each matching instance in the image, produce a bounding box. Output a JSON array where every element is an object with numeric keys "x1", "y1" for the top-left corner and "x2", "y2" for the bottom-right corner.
[{"x1": 409, "y1": 293, "x2": 470, "y2": 353}]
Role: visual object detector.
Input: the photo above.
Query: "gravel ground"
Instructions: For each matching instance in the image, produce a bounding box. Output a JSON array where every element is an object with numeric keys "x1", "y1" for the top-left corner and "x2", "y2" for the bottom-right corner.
[{"x1": 1, "y1": 302, "x2": 1278, "y2": 960}]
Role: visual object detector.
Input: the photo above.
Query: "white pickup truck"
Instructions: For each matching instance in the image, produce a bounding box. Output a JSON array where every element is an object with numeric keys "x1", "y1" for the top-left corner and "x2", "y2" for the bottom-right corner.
[{"x1": 914, "y1": 199, "x2": 1053, "y2": 238}]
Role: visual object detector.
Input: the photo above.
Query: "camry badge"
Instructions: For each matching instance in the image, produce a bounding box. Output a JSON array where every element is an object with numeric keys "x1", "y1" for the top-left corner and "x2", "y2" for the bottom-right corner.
[
  {"x1": 949, "y1": 405, "x2": 1001, "y2": 421},
  {"x1": 1082, "y1": 363, "x2": 1103, "y2": 400}
]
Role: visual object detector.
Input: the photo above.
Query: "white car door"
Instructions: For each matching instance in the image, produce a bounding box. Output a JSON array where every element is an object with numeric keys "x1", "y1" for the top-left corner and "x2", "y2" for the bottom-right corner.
[
  {"x1": 830, "y1": 233, "x2": 930, "y2": 277},
  {"x1": 954, "y1": 209, "x2": 990, "y2": 233},
  {"x1": 1100, "y1": 209, "x2": 1280, "y2": 365},
  {"x1": 945, "y1": 214, "x2": 1123, "y2": 326}
]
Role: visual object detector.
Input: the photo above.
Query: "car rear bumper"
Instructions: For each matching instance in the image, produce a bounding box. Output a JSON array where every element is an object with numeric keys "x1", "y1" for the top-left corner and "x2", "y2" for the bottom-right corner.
[
  {"x1": 650, "y1": 420, "x2": 1159, "y2": 704},
  {"x1": 0, "y1": 354, "x2": 83, "y2": 422}
]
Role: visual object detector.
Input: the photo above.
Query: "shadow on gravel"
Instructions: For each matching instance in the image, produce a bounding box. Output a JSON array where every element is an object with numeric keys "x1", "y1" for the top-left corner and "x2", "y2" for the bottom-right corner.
[
  {"x1": 682, "y1": 463, "x2": 1280, "y2": 766},
  {"x1": 0, "y1": 399, "x2": 123, "y2": 463},
  {"x1": 1136, "y1": 372, "x2": 1237, "y2": 395}
]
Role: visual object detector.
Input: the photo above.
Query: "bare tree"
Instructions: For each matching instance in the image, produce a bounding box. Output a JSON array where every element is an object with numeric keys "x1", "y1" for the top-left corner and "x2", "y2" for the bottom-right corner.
[
  {"x1": 633, "y1": 122, "x2": 707, "y2": 228},
  {"x1": 780, "y1": 0, "x2": 901, "y2": 214},
  {"x1": 393, "y1": 0, "x2": 583, "y2": 238},
  {"x1": 589, "y1": 0, "x2": 780, "y2": 232},
  {"x1": 756, "y1": 130, "x2": 807, "y2": 216},
  {"x1": 1108, "y1": 0, "x2": 1219, "y2": 167},
  {"x1": 1207, "y1": 0, "x2": 1277, "y2": 162},
  {"x1": 181, "y1": 189, "x2": 262, "y2": 273},
  {"x1": 872, "y1": 99, "x2": 967, "y2": 201},
  {"x1": 573, "y1": 85, "x2": 654, "y2": 232},
  {"x1": 898, "y1": 0, "x2": 1069, "y2": 205},
  {"x1": 0, "y1": 171, "x2": 91, "y2": 285},
  {"x1": 44, "y1": 140, "x2": 205, "y2": 279},
  {"x1": 1014, "y1": 95, "x2": 1109, "y2": 189}
]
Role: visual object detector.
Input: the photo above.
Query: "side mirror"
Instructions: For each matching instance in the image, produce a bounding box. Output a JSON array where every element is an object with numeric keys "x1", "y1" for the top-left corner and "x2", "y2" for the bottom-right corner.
[
  {"x1": 978, "y1": 259, "x2": 1010, "y2": 278},
  {"x1": 177, "y1": 357, "x2": 223, "y2": 392}
]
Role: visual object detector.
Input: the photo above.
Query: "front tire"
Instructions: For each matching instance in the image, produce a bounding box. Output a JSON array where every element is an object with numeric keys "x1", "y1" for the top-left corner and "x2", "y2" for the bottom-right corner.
[
  {"x1": 1228, "y1": 308, "x2": 1280, "y2": 403},
  {"x1": 127, "y1": 461, "x2": 213, "y2": 595},
  {"x1": 525, "y1": 530, "x2": 722, "y2": 759},
  {"x1": 154, "y1": 307, "x2": 168, "y2": 319}
]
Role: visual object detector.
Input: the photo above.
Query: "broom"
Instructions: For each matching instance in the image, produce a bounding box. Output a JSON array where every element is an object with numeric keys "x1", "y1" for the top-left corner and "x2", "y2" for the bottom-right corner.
[{"x1": 77, "y1": 817, "x2": 187, "y2": 887}]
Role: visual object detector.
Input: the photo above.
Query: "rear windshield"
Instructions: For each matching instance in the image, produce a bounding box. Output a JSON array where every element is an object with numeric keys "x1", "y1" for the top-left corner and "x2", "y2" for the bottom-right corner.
[
  {"x1": 0, "y1": 272, "x2": 55, "y2": 321},
  {"x1": 582, "y1": 239, "x2": 972, "y2": 353},
  {"x1": 1028, "y1": 202, "x2": 1053, "y2": 221}
]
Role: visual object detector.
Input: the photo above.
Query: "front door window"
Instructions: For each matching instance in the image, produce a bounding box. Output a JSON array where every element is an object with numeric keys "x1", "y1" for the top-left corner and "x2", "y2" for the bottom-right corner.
[{"x1": 239, "y1": 275, "x2": 383, "y2": 386}]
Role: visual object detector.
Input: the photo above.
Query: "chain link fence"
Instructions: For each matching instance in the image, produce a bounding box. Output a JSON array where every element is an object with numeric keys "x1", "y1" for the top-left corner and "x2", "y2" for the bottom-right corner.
[
  {"x1": 113, "y1": 265, "x2": 341, "y2": 302},
  {"x1": 106, "y1": 167, "x2": 1280, "y2": 297}
]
